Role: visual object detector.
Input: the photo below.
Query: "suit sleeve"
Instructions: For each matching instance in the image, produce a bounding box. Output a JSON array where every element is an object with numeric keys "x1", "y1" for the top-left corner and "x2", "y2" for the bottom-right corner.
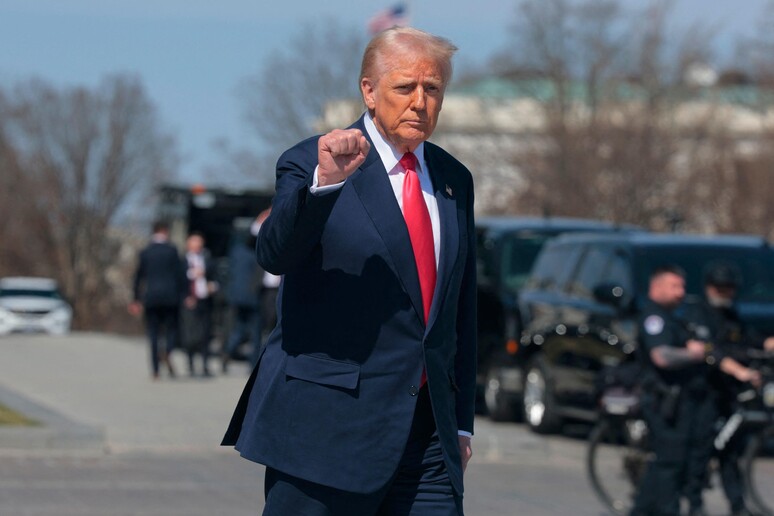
[
  {"x1": 133, "y1": 250, "x2": 146, "y2": 302},
  {"x1": 454, "y1": 172, "x2": 477, "y2": 435},
  {"x1": 256, "y1": 139, "x2": 343, "y2": 274}
]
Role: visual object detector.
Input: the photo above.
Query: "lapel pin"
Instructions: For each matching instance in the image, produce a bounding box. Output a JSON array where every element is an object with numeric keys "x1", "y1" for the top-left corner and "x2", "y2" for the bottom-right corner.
[{"x1": 446, "y1": 184, "x2": 453, "y2": 197}]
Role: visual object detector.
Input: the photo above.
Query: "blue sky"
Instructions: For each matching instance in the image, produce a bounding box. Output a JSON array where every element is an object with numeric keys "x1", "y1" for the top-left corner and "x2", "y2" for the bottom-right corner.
[{"x1": 0, "y1": 0, "x2": 767, "y2": 182}]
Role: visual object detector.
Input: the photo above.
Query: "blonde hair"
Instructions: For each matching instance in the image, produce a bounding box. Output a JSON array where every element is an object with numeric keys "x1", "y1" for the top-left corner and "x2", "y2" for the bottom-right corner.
[{"x1": 359, "y1": 27, "x2": 457, "y2": 85}]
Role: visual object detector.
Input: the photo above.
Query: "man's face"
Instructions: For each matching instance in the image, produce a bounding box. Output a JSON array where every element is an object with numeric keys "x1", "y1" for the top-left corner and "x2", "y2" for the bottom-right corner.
[
  {"x1": 187, "y1": 235, "x2": 203, "y2": 253},
  {"x1": 360, "y1": 52, "x2": 446, "y2": 153},
  {"x1": 650, "y1": 272, "x2": 686, "y2": 308},
  {"x1": 706, "y1": 284, "x2": 736, "y2": 308}
]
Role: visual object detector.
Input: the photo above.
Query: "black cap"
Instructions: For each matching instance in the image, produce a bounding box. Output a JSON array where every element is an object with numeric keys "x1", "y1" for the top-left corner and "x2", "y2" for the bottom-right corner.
[{"x1": 704, "y1": 263, "x2": 741, "y2": 288}]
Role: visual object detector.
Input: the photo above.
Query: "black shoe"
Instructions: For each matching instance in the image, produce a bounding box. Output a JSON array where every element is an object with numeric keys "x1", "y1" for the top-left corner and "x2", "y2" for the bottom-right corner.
[
  {"x1": 688, "y1": 509, "x2": 707, "y2": 516},
  {"x1": 731, "y1": 507, "x2": 755, "y2": 516},
  {"x1": 202, "y1": 369, "x2": 213, "y2": 378}
]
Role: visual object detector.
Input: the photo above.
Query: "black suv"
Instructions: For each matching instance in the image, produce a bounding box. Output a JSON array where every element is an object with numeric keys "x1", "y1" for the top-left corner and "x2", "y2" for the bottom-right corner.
[
  {"x1": 475, "y1": 217, "x2": 639, "y2": 420},
  {"x1": 513, "y1": 232, "x2": 774, "y2": 433}
]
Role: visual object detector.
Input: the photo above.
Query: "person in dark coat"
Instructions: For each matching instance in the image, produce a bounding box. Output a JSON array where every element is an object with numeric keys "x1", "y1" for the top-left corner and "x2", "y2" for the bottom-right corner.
[
  {"x1": 221, "y1": 232, "x2": 263, "y2": 372},
  {"x1": 130, "y1": 221, "x2": 186, "y2": 379}
]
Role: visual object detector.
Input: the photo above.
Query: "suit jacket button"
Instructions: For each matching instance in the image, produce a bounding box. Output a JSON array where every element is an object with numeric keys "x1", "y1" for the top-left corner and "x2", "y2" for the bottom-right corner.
[{"x1": 409, "y1": 385, "x2": 419, "y2": 396}]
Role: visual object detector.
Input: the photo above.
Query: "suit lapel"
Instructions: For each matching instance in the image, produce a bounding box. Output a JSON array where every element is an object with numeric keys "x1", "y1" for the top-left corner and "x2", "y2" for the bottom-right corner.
[
  {"x1": 424, "y1": 145, "x2": 459, "y2": 332},
  {"x1": 350, "y1": 120, "x2": 425, "y2": 324},
  {"x1": 348, "y1": 118, "x2": 460, "y2": 331}
]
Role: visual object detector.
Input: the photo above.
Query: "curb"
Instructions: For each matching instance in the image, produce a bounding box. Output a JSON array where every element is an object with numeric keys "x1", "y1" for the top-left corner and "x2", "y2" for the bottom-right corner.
[{"x1": 0, "y1": 383, "x2": 106, "y2": 451}]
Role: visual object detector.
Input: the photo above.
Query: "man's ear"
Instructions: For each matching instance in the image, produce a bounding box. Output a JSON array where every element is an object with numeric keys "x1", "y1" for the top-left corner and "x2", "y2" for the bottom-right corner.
[{"x1": 361, "y1": 78, "x2": 376, "y2": 110}]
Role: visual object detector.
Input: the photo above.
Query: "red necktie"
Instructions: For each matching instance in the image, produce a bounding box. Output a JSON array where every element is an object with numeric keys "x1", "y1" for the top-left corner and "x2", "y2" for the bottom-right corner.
[
  {"x1": 400, "y1": 152, "x2": 436, "y2": 387},
  {"x1": 400, "y1": 152, "x2": 436, "y2": 322}
]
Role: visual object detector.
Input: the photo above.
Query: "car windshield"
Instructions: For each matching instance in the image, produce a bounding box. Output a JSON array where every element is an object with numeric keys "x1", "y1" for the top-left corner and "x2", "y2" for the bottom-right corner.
[
  {"x1": 501, "y1": 233, "x2": 553, "y2": 292},
  {"x1": 0, "y1": 288, "x2": 61, "y2": 299},
  {"x1": 634, "y1": 245, "x2": 774, "y2": 303}
]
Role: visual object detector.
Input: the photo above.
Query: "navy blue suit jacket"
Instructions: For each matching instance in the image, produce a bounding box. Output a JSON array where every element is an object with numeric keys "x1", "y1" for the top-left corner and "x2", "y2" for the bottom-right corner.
[
  {"x1": 226, "y1": 243, "x2": 261, "y2": 308},
  {"x1": 222, "y1": 116, "x2": 477, "y2": 495},
  {"x1": 133, "y1": 241, "x2": 186, "y2": 308}
]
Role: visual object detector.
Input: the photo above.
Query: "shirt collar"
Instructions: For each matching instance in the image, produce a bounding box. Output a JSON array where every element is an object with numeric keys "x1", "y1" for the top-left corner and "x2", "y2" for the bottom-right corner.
[{"x1": 363, "y1": 112, "x2": 427, "y2": 176}]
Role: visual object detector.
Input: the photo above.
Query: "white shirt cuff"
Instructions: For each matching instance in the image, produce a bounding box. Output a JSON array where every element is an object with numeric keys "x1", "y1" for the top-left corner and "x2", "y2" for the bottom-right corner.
[
  {"x1": 309, "y1": 165, "x2": 345, "y2": 195},
  {"x1": 457, "y1": 430, "x2": 472, "y2": 438}
]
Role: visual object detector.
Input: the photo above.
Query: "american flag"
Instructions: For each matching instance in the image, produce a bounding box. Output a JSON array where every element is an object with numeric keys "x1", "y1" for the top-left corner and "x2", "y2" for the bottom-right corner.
[{"x1": 367, "y1": 4, "x2": 409, "y2": 35}]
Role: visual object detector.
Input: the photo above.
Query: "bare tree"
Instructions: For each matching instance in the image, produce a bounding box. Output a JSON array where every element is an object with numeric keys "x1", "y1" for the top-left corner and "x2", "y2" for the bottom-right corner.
[
  {"x1": 239, "y1": 19, "x2": 366, "y2": 156},
  {"x1": 0, "y1": 74, "x2": 177, "y2": 329},
  {"x1": 494, "y1": 0, "x2": 730, "y2": 230}
]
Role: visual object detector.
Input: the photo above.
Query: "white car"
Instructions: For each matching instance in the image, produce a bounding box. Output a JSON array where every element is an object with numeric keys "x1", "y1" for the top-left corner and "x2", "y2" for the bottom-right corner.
[{"x1": 0, "y1": 277, "x2": 72, "y2": 336}]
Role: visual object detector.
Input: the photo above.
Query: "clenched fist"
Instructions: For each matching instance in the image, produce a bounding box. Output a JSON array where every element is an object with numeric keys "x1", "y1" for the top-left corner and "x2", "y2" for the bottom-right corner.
[{"x1": 318, "y1": 129, "x2": 371, "y2": 187}]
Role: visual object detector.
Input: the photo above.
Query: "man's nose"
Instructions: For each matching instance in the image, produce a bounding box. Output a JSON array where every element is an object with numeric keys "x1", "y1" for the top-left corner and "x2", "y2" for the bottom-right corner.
[{"x1": 410, "y1": 87, "x2": 426, "y2": 110}]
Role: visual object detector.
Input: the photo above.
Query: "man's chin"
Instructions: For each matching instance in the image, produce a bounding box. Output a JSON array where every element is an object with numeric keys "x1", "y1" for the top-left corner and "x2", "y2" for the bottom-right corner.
[{"x1": 393, "y1": 129, "x2": 431, "y2": 150}]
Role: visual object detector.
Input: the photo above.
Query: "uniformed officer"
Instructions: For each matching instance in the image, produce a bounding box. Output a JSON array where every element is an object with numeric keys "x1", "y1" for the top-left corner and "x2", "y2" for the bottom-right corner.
[
  {"x1": 630, "y1": 265, "x2": 716, "y2": 516},
  {"x1": 680, "y1": 264, "x2": 771, "y2": 516}
]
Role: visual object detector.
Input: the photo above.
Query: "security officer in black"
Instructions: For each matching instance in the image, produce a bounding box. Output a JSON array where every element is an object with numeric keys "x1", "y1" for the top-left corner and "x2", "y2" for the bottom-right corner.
[
  {"x1": 680, "y1": 264, "x2": 769, "y2": 516},
  {"x1": 630, "y1": 265, "x2": 717, "y2": 516}
]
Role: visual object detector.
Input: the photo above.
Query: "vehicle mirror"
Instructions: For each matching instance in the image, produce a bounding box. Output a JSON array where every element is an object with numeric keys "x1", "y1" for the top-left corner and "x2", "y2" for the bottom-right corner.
[{"x1": 593, "y1": 283, "x2": 626, "y2": 308}]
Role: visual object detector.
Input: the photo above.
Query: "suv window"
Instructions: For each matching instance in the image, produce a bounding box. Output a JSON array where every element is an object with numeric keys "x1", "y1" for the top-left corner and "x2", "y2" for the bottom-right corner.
[
  {"x1": 500, "y1": 233, "x2": 553, "y2": 292},
  {"x1": 527, "y1": 243, "x2": 584, "y2": 292},
  {"x1": 569, "y1": 246, "x2": 612, "y2": 298},
  {"x1": 633, "y1": 245, "x2": 774, "y2": 302},
  {"x1": 606, "y1": 249, "x2": 633, "y2": 293},
  {"x1": 476, "y1": 229, "x2": 498, "y2": 287}
]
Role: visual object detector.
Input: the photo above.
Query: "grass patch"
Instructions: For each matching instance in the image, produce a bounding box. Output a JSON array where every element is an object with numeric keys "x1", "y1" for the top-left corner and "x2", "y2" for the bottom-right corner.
[{"x1": 0, "y1": 403, "x2": 39, "y2": 426}]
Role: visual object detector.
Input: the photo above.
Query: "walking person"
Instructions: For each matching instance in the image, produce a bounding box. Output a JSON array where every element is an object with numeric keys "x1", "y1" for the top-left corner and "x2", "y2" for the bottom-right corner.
[
  {"x1": 129, "y1": 221, "x2": 185, "y2": 380},
  {"x1": 221, "y1": 232, "x2": 262, "y2": 373},
  {"x1": 223, "y1": 27, "x2": 477, "y2": 515},
  {"x1": 181, "y1": 232, "x2": 217, "y2": 377}
]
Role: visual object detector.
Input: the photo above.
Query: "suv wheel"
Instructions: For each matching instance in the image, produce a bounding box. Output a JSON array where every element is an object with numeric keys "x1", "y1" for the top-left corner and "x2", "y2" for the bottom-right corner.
[
  {"x1": 523, "y1": 357, "x2": 562, "y2": 434},
  {"x1": 484, "y1": 367, "x2": 518, "y2": 422}
]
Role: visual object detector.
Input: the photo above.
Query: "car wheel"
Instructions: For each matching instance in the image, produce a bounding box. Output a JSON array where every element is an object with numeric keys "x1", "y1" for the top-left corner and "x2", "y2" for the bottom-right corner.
[
  {"x1": 484, "y1": 367, "x2": 518, "y2": 422},
  {"x1": 522, "y1": 357, "x2": 562, "y2": 434}
]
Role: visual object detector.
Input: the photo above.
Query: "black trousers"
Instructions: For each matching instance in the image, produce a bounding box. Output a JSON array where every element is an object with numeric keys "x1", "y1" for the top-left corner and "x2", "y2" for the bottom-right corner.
[
  {"x1": 630, "y1": 389, "x2": 717, "y2": 516},
  {"x1": 262, "y1": 386, "x2": 463, "y2": 516},
  {"x1": 182, "y1": 299, "x2": 212, "y2": 373},
  {"x1": 144, "y1": 305, "x2": 178, "y2": 375}
]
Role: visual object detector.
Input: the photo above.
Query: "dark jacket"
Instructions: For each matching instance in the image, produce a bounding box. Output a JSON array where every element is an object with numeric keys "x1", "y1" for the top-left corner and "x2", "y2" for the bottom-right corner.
[
  {"x1": 133, "y1": 240, "x2": 186, "y2": 308},
  {"x1": 222, "y1": 116, "x2": 477, "y2": 495},
  {"x1": 226, "y1": 242, "x2": 261, "y2": 308}
]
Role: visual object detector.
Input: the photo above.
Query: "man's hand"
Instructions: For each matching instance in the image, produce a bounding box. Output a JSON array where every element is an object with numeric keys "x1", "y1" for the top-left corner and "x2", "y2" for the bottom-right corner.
[
  {"x1": 764, "y1": 336, "x2": 774, "y2": 351},
  {"x1": 458, "y1": 435, "x2": 472, "y2": 473},
  {"x1": 686, "y1": 339, "x2": 707, "y2": 360},
  {"x1": 734, "y1": 367, "x2": 762, "y2": 388},
  {"x1": 128, "y1": 301, "x2": 142, "y2": 317},
  {"x1": 317, "y1": 129, "x2": 370, "y2": 187}
]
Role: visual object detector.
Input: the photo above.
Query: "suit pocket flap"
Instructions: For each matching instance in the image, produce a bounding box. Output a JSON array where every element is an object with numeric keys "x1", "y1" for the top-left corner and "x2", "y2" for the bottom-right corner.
[{"x1": 285, "y1": 354, "x2": 360, "y2": 390}]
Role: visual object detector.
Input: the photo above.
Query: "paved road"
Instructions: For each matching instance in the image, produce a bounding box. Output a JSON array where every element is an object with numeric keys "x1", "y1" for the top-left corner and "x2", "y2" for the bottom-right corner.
[{"x1": 0, "y1": 333, "x2": 761, "y2": 515}]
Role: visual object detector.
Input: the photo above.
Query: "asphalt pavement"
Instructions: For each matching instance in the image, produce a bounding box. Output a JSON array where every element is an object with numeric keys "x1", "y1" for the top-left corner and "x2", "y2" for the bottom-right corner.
[{"x1": 0, "y1": 333, "x2": 756, "y2": 515}]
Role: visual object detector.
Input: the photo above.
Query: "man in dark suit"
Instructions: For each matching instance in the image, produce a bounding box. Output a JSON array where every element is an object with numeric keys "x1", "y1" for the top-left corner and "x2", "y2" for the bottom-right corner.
[
  {"x1": 223, "y1": 27, "x2": 476, "y2": 515},
  {"x1": 130, "y1": 221, "x2": 185, "y2": 380}
]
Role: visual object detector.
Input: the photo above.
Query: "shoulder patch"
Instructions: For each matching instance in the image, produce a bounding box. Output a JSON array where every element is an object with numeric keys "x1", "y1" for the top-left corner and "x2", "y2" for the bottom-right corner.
[{"x1": 644, "y1": 315, "x2": 665, "y2": 336}]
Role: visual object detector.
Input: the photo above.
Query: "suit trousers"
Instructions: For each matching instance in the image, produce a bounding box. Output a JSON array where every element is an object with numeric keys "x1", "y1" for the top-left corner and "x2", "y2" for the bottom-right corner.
[
  {"x1": 144, "y1": 305, "x2": 178, "y2": 375},
  {"x1": 262, "y1": 386, "x2": 463, "y2": 516}
]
